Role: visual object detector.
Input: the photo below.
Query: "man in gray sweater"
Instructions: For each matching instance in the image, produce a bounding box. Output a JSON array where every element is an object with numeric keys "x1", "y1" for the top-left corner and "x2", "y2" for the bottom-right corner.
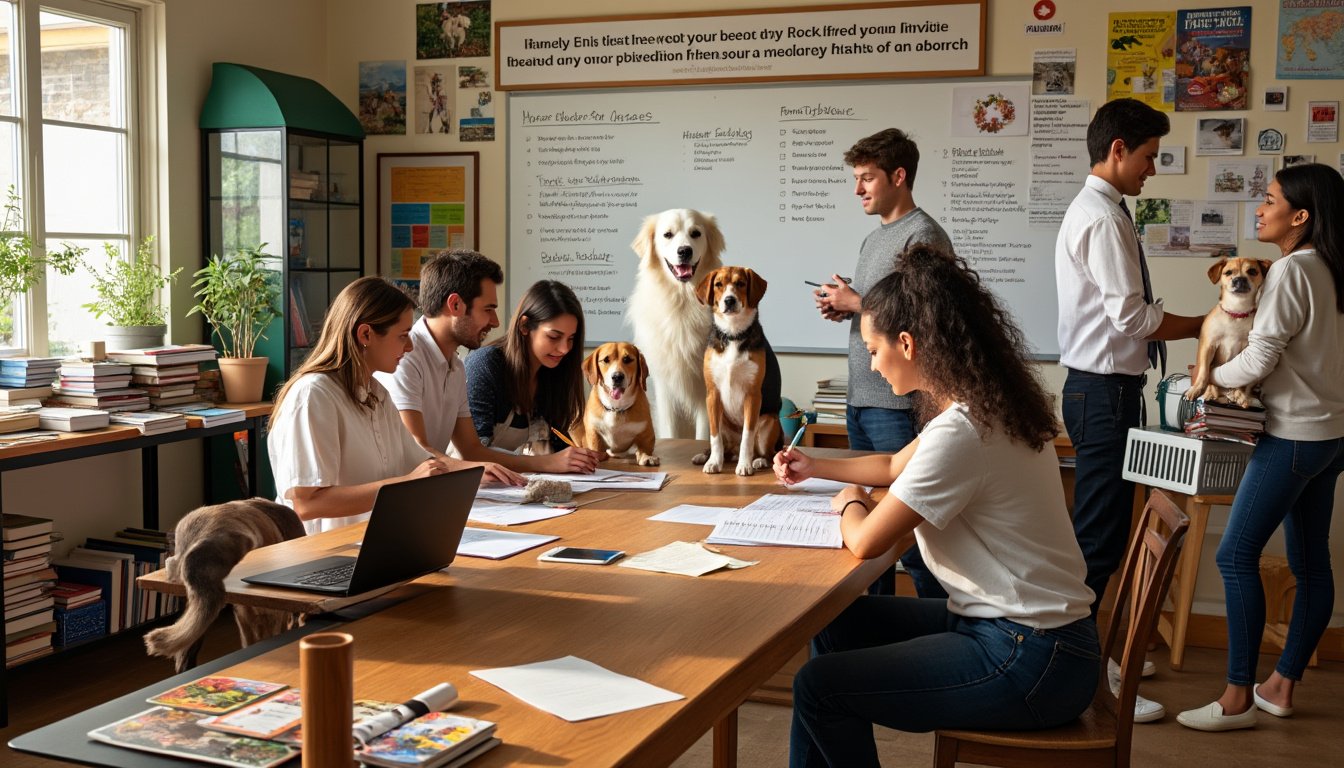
[{"x1": 814, "y1": 128, "x2": 952, "y2": 597}]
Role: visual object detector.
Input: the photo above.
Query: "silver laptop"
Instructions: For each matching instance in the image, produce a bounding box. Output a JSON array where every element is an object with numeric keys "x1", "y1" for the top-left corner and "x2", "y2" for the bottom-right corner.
[{"x1": 242, "y1": 467, "x2": 482, "y2": 595}]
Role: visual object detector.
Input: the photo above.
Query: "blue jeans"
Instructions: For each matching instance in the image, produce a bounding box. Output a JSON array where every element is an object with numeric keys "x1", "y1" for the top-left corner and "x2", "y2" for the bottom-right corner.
[
  {"x1": 1216, "y1": 433, "x2": 1343, "y2": 685},
  {"x1": 791, "y1": 596, "x2": 1099, "y2": 768},
  {"x1": 846, "y1": 405, "x2": 948, "y2": 599},
  {"x1": 1061, "y1": 369, "x2": 1144, "y2": 618}
]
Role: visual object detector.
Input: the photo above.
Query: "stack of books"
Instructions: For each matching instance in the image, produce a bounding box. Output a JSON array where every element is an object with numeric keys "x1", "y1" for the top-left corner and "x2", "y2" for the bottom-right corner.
[
  {"x1": 49, "y1": 360, "x2": 149, "y2": 413},
  {"x1": 0, "y1": 405, "x2": 41, "y2": 434},
  {"x1": 4, "y1": 513, "x2": 57, "y2": 666},
  {"x1": 0, "y1": 383, "x2": 52, "y2": 409},
  {"x1": 36, "y1": 406, "x2": 111, "y2": 432},
  {"x1": 289, "y1": 169, "x2": 322, "y2": 200},
  {"x1": 0, "y1": 356, "x2": 62, "y2": 390},
  {"x1": 109, "y1": 345, "x2": 219, "y2": 408},
  {"x1": 195, "y1": 369, "x2": 223, "y2": 403},
  {"x1": 53, "y1": 526, "x2": 178, "y2": 636},
  {"x1": 162, "y1": 404, "x2": 246, "y2": 428},
  {"x1": 52, "y1": 581, "x2": 105, "y2": 647},
  {"x1": 1184, "y1": 398, "x2": 1266, "y2": 445},
  {"x1": 811, "y1": 375, "x2": 848, "y2": 425},
  {"x1": 110, "y1": 410, "x2": 189, "y2": 435}
]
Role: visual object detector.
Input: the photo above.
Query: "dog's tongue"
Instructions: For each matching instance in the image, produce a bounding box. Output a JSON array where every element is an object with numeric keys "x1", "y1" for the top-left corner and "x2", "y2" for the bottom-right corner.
[
  {"x1": 610, "y1": 387, "x2": 625, "y2": 401},
  {"x1": 671, "y1": 263, "x2": 694, "y2": 280}
]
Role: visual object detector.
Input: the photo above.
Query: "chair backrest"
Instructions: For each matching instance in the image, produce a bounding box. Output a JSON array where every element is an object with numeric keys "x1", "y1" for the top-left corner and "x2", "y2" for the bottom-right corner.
[{"x1": 1101, "y1": 489, "x2": 1189, "y2": 765}]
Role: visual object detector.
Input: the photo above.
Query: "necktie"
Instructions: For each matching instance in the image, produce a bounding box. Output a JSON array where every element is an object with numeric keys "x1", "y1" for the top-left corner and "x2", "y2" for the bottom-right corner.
[{"x1": 1119, "y1": 199, "x2": 1166, "y2": 376}]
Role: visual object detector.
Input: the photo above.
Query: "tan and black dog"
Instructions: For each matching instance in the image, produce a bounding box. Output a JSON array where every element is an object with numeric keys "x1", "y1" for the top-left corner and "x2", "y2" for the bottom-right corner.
[
  {"x1": 693, "y1": 266, "x2": 782, "y2": 475},
  {"x1": 570, "y1": 341, "x2": 660, "y2": 466},
  {"x1": 144, "y1": 499, "x2": 306, "y2": 672},
  {"x1": 1186, "y1": 256, "x2": 1271, "y2": 407}
]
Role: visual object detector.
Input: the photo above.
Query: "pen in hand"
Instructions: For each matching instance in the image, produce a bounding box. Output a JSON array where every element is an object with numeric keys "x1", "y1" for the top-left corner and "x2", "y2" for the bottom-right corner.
[
  {"x1": 783, "y1": 413, "x2": 810, "y2": 456},
  {"x1": 550, "y1": 427, "x2": 577, "y2": 447},
  {"x1": 804, "y1": 278, "x2": 853, "y2": 287}
]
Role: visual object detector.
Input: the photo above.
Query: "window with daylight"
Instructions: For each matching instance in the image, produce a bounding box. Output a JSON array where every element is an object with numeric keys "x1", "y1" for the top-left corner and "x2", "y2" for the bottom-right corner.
[{"x1": 0, "y1": 0, "x2": 148, "y2": 356}]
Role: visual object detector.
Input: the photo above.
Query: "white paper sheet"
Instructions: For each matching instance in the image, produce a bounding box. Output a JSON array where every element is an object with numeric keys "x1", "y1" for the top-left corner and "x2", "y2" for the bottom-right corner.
[
  {"x1": 647, "y1": 504, "x2": 734, "y2": 525},
  {"x1": 456, "y1": 528, "x2": 560, "y2": 560},
  {"x1": 469, "y1": 656, "x2": 684, "y2": 722},
  {"x1": 706, "y1": 494, "x2": 843, "y2": 548},
  {"x1": 781, "y1": 477, "x2": 854, "y2": 494},
  {"x1": 619, "y1": 541, "x2": 757, "y2": 577},
  {"x1": 468, "y1": 499, "x2": 573, "y2": 526},
  {"x1": 526, "y1": 467, "x2": 670, "y2": 493}
]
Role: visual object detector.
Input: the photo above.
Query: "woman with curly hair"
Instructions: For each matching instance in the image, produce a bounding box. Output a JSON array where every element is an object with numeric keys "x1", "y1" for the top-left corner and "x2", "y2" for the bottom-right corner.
[{"x1": 777, "y1": 244, "x2": 1098, "y2": 767}]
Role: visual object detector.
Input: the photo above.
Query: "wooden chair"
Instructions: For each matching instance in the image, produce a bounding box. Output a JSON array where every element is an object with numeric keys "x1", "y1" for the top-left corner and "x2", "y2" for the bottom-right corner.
[{"x1": 932, "y1": 490, "x2": 1190, "y2": 768}]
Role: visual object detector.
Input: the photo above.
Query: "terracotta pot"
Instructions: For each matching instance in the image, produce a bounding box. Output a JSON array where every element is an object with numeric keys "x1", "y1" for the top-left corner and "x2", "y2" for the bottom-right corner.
[{"x1": 218, "y1": 356, "x2": 268, "y2": 403}]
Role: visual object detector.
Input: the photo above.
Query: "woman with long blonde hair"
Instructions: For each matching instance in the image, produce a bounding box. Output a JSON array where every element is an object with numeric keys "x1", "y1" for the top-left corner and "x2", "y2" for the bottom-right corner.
[{"x1": 269, "y1": 277, "x2": 449, "y2": 533}]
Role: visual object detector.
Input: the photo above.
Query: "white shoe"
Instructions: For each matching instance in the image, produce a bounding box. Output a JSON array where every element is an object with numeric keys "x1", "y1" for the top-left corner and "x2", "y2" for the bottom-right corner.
[
  {"x1": 1108, "y1": 662, "x2": 1166, "y2": 723},
  {"x1": 1177, "y1": 701, "x2": 1257, "y2": 732},
  {"x1": 1107, "y1": 657, "x2": 1157, "y2": 679}
]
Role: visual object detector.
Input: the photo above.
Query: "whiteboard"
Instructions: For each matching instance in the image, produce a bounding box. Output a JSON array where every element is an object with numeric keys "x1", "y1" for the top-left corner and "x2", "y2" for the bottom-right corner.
[{"x1": 507, "y1": 77, "x2": 1062, "y2": 357}]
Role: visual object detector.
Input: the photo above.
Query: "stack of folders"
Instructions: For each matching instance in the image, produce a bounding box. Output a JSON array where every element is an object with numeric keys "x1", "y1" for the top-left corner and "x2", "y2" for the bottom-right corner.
[
  {"x1": 811, "y1": 375, "x2": 847, "y2": 424},
  {"x1": 1184, "y1": 398, "x2": 1266, "y2": 445}
]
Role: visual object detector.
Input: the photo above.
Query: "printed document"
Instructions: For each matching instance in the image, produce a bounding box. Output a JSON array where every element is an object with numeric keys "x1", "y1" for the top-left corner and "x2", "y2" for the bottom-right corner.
[
  {"x1": 619, "y1": 541, "x2": 757, "y2": 577},
  {"x1": 468, "y1": 499, "x2": 573, "y2": 526},
  {"x1": 470, "y1": 656, "x2": 683, "y2": 721},
  {"x1": 707, "y1": 494, "x2": 843, "y2": 548},
  {"x1": 647, "y1": 504, "x2": 734, "y2": 526},
  {"x1": 457, "y1": 528, "x2": 559, "y2": 560}
]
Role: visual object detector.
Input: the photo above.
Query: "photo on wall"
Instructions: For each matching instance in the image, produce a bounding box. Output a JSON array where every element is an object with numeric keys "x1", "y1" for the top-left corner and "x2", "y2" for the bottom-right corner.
[
  {"x1": 1195, "y1": 117, "x2": 1245, "y2": 155},
  {"x1": 458, "y1": 66, "x2": 494, "y2": 142},
  {"x1": 1155, "y1": 145, "x2": 1186, "y2": 174},
  {"x1": 950, "y1": 84, "x2": 1029, "y2": 137},
  {"x1": 415, "y1": 66, "x2": 454, "y2": 134},
  {"x1": 358, "y1": 61, "x2": 407, "y2": 136},
  {"x1": 416, "y1": 1, "x2": 492, "y2": 59}
]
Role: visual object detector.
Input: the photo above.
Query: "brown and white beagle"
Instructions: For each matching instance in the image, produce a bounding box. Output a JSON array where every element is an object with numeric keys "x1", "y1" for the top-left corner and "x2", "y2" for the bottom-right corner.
[
  {"x1": 693, "y1": 266, "x2": 782, "y2": 475},
  {"x1": 570, "y1": 341, "x2": 659, "y2": 466}
]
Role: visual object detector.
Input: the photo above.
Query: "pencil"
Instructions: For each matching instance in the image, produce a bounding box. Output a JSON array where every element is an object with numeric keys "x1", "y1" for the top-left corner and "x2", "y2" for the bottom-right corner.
[
  {"x1": 551, "y1": 427, "x2": 577, "y2": 447},
  {"x1": 784, "y1": 414, "x2": 809, "y2": 454}
]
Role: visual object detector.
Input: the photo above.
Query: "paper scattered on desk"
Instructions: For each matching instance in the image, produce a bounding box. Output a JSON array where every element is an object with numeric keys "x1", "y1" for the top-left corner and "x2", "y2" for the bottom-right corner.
[
  {"x1": 707, "y1": 494, "x2": 843, "y2": 548},
  {"x1": 647, "y1": 504, "x2": 734, "y2": 526},
  {"x1": 469, "y1": 498, "x2": 573, "y2": 525},
  {"x1": 470, "y1": 655, "x2": 683, "y2": 722},
  {"x1": 619, "y1": 541, "x2": 757, "y2": 577},
  {"x1": 526, "y1": 467, "x2": 670, "y2": 494},
  {"x1": 457, "y1": 528, "x2": 559, "y2": 560},
  {"x1": 782, "y1": 477, "x2": 871, "y2": 494}
]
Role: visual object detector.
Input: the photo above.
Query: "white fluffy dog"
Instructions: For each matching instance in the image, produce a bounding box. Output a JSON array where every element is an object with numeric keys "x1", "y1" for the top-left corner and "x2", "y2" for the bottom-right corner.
[
  {"x1": 442, "y1": 12, "x2": 470, "y2": 55},
  {"x1": 627, "y1": 208, "x2": 725, "y2": 440}
]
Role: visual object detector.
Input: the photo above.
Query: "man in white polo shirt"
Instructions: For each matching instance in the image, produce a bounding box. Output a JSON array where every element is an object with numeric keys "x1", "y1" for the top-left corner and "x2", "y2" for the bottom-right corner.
[
  {"x1": 376, "y1": 249, "x2": 534, "y2": 483},
  {"x1": 1057, "y1": 98, "x2": 1204, "y2": 723}
]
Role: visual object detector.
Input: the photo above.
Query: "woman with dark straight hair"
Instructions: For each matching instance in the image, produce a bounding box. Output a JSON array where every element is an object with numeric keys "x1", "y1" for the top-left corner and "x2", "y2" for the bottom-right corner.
[
  {"x1": 781, "y1": 245, "x2": 1097, "y2": 767},
  {"x1": 465, "y1": 279, "x2": 600, "y2": 473},
  {"x1": 269, "y1": 276, "x2": 449, "y2": 533},
  {"x1": 1179, "y1": 163, "x2": 1344, "y2": 732}
]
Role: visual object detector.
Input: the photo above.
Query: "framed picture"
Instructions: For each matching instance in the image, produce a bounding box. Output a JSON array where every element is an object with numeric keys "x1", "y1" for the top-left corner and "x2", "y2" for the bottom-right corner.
[
  {"x1": 376, "y1": 152, "x2": 480, "y2": 296},
  {"x1": 1195, "y1": 117, "x2": 1245, "y2": 156}
]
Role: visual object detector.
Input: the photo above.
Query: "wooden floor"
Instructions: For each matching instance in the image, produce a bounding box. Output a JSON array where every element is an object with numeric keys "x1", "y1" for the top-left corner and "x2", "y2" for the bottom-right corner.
[{"x1": 3, "y1": 614, "x2": 1340, "y2": 767}]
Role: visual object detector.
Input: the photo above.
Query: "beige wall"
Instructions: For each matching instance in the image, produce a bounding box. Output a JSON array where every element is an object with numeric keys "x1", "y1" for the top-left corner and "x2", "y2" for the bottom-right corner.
[{"x1": 6, "y1": 0, "x2": 1339, "y2": 624}]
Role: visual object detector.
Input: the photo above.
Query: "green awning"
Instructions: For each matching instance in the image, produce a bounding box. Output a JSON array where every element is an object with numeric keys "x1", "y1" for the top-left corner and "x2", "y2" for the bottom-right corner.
[{"x1": 199, "y1": 62, "x2": 364, "y2": 139}]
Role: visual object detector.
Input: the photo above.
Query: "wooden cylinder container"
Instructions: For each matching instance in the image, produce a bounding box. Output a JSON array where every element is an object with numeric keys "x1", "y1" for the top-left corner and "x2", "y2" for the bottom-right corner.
[{"x1": 300, "y1": 632, "x2": 355, "y2": 768}]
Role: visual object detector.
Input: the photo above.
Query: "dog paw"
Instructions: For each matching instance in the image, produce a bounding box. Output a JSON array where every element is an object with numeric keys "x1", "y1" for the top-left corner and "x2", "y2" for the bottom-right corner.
[
  {"x1": 751, "y1": 457, "x2": 769, "y2": 470},
  {"x1": 691, "y1": 452, "x2": 708, "y2": 466},
  {"x1": 703, "y1": 459, "x2": 723, "y2": 474},
  {"x1": 637, "y1": 454, "x2": 661, "y2": 466},
  {"x1": 735, "y1": 461, "x2": 754, "y2": 476}
]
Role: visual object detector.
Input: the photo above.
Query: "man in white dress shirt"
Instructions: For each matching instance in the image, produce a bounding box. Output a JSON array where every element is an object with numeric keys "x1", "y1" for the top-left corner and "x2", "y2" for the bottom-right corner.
[{"x1": 1056, "y1": 98, "x2": 1203, "y2": 723}]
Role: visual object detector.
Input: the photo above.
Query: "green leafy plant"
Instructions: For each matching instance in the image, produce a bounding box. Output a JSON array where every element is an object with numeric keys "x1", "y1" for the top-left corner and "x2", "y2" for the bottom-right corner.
[
  {"x1": 82, "y1": 236, "x2": 182, "y2": 326},
  {"x1": 188, "y1": 244, "x2": 280, "y2": 359},
  {"x1": 0, "y1": 185, "x2": 86, "y2": 298}
]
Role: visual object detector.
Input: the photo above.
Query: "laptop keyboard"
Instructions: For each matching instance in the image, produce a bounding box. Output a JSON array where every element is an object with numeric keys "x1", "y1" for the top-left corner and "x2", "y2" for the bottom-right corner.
[{"x1": 294, "y1": 562, "x2": 355, "y2": 587}]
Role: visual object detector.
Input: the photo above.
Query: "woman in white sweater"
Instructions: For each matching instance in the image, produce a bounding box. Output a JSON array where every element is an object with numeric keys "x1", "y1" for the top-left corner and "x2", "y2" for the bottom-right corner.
[{"x1": 1178, "y1": 163, "x2": 1344, "y2": 732}]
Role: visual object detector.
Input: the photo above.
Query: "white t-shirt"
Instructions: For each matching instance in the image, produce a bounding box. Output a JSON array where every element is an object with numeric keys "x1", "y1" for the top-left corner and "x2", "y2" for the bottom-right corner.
[
  {"x1": 892, "y1": 404, "x2": 1094, "y2": 628},
  {"x1": 375, "y1": 316, "x2": 470, "y2": 453},
  {"x1": 268, "y1": 373, "x2": 430, "y2": 534}
]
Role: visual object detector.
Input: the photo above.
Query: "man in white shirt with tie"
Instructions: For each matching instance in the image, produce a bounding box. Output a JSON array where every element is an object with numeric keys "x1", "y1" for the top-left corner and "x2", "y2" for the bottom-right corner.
[{"x1": 1056, "y1": 98, "x2": 1203, "y2": 723}]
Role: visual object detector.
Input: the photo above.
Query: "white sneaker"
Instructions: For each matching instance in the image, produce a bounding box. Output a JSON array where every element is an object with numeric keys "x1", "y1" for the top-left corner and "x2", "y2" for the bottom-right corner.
[
  {"x1": 1108, "y1": 661, "x2": 1166, "y2": 723},
  {"x1": 1107, "y1": 657, "x2": 1157, "y2": 679}
]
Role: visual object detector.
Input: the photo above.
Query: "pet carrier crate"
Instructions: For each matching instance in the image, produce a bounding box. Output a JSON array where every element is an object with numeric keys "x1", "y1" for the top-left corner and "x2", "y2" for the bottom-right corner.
[{"x1": 1122, "y1": 426, "x2": 1253, "y2": 495}]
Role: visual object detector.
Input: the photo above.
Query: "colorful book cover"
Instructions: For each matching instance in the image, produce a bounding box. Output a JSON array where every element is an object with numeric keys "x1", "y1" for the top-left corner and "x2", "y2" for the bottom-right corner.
[
  {"x1": 88, "y1": 706, "x2": 297, "y2": 768},
  {"x1": 198, "y1": 689, "x2": 302, "y2": 739},
  {"x1": 1107, "y1": 12, "x2": 1176, "y2": 110},
  {"x1": 357, "y1": 712, "x2": 495, "y2": 766},
  {"x1": 273, "y1": 698, "x2": 400, "y2": 745},
  {"x1": 1175, "y1": 6, "x2": 1252, "y2": 111},
  {"x1": 148, "y1": 676, "x2": 288, "y2": 715}
]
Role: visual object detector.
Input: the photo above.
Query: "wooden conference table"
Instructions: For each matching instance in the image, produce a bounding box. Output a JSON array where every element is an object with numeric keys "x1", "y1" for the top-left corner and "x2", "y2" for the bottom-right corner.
[{"x1": 15, "y1": 439, "x2": 890, "y2": 767}]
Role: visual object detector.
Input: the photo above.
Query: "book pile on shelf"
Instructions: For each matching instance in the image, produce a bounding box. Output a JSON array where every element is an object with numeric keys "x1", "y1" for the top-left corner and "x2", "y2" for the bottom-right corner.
[
  {"x1": 289, "y1": 285, "x2": 316, "y2": 348},
  {"x1": 87, "y1": 673, "x2": 499, "y2": 768},
  {"x1": 196, "y1": 368, "x2": 223, "y2": 403},
  {"x1": 4, "y1": 513, "x2": 57, "y2": 666},
  {"x1": 0, "y1": 403, "x2": 40, "y2": 434},
  {"x1": 51, "y1": 580, "x2": 105, "y2": 647},
  {"x1": 0, "y1": 383, "x2": 52, "y2": 408},
  {"x1": 36, "y1": 406, "x2": 111, "y2": 432},
  {"x1": 48, "y1": 359, "x2": 149, "y2": 413},
  {"x1": 1184, "y1": 398, "x2": 1266, "y2": 445},
  {"x1": 0, "y1": 357, "x2": 61, "y2": 433},
  {"x1": 811, "y1": 375, "x2": 848, "y2": 425},
  {"x1": 163, "y1": 403, "x2": 247, "y2": 428},
  {"x1": 109, "y1": 344, "x2": 219, "y2": 409},
  {"x1": 110, "y1": 410, "x2": 188, "y2": 435},
  {"x1": 52, "y1": 527, "x2": 180, "y2": 637},
  {"x1": 290, "y1": 169, "x2": 322, "y2": 200}
]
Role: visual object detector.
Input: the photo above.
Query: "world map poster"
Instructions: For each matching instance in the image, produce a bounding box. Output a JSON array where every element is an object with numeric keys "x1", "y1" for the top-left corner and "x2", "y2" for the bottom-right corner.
[{"x1": 1277, "y1": 0, "x2": 1344, "y2": 79}]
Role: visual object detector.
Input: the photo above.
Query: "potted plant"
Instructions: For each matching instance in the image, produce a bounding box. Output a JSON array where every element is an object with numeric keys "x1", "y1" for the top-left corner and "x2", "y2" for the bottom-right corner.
[
  {"x1": 82, "y1": 236, "x2": 181, "y2": 350},
  {"x1": 188, "y1": 244, "x2": 280, "y2": 403},
  {"x1": 0, "y1": 185, "x2": 85, "y2": 328}
]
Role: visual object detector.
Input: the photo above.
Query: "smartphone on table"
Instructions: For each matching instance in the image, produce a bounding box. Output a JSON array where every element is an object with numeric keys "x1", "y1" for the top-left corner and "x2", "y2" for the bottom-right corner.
[{"x1": 538, "y1": 546, "x2": 625, "y2": 565}]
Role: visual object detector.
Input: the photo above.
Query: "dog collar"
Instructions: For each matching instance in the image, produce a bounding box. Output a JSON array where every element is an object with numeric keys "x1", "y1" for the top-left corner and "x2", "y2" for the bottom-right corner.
[
  {"x1": 1219, "y1": 305, "x2": 1256, "y2": 319},
  {"x1": 600, "y1": 389, "x2": 633, "y2": 412}
]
